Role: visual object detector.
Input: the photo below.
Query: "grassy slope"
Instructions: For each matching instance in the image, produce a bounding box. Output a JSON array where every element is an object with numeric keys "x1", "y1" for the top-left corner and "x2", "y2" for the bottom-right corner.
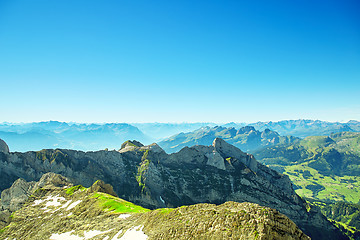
[
  {"x1": 307, "y1": 199, "x2": 360, "y2": 240},
  {"x1": 286, "y1": 164, "x2": 360, "y2": 203},
  {"x1": 91, "y1": 192, "x2": 150, "y2": 213}
]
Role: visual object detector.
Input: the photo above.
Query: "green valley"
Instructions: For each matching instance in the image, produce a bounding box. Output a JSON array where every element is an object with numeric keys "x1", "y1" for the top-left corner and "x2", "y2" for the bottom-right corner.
[{"x1": 254, "y1": 132, "x2": 360, "y2": 204}]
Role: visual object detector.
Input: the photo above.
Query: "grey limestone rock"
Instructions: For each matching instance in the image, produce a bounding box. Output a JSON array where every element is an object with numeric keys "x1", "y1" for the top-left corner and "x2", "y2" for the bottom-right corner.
[
  {"x1": 0, "y1": 172, "x2": 72, "y2": 228},
  {"x1": 0, "y1": 173, "x2": 71, "y2": 212},
  {"x1": 1, "y1": 178, "x2": 35, "y2": 212},
  {"x1": 212, "y1": 137, "x2": 258, "y2": 172}
]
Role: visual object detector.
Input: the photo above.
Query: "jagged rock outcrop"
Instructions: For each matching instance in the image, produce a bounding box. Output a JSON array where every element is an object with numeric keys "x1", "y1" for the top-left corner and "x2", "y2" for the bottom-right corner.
[
  {"x1": 1, "y1": 178, "x2": 35, "y2": 213},
  {"x1": 165, "y1": 138, "x2": 258, "y2": 172},
  {"x1": 0, "y1": 172, "x2": 71, "y2": 228},
  {"x1": 213, "y1": 138, "x2": 258, "y2": 172},
  {"x1": 0, "y1": 175, "x2": 310, "y2": 240},
  {"x1": 0, "y1": 139, "x2": 347, "y2": 239},
  {"x1": 119, "y1": 139, "x2": 145, "y2": 152}
]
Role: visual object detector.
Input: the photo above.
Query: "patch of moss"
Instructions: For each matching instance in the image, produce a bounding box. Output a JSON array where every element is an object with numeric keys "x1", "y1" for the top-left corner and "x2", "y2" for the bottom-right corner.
[
  {"x1": 91, "y1": 192, "x2": 150, "y2": 214},
  {"x1": 0, "y1": 225, "x2": 9, "y2": 234},
  {"x1": 136, "y1": 157, "x2": 150, "y2": 191},
  {"x1": 66, "y1": 185, "x2": 87, "y2": 195},
  {"x1": 142, "y1": 149, "x2": 149, "y2": 161},
  {"x1": 35, "y1": 149, "x2": 71, "y2": 166},
  {"x1": 122, "y1": 140, "x2": 139, "y2": 148}
]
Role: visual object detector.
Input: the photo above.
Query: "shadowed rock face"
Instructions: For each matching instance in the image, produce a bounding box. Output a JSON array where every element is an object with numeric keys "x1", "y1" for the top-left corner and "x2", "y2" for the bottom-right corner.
[
  {"x1": 0, "y1": 174, "x2": 310, "y2": 240},
  {"x1": 0, "y1": 139, "x2": 9, "y2": 154},
  {"x1": 0, "y1": 139, "x2": 347, "y2": 239}
]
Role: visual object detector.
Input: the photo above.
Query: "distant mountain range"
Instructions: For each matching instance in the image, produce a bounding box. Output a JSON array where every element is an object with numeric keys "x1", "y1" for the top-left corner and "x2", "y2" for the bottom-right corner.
[
  {"x1": 132, "y1": 122, "x2": 217, "y2": 140},
  {"x1": 223, "y1": 120, "x2": 360, "y2": 138},
  {"x1": 135, "y1": 119, "x2": 360, "y2": 140},
  {"x1": 0, "y1": 121, "x2": 149, "y2": 152},
  {"x1": 251, "y1": 120, "x2": 360, "y2": 138},
  {"x1": 158, "y1": 126, "x2": 299, "y2": 153},
  {"x1": 0, "y1": 119, "x2": 359, "y2": 152}
]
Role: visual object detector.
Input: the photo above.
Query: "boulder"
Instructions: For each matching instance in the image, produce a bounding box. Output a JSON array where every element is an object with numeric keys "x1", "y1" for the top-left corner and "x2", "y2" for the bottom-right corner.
[{"x1": 89, "y1": 179, "x2": 118, "y2": 197}]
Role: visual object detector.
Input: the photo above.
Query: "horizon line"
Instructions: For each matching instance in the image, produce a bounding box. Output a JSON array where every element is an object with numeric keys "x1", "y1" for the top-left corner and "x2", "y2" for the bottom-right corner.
[{"x1": 0, "y1": 119, "x2": 358, "y2": 125}]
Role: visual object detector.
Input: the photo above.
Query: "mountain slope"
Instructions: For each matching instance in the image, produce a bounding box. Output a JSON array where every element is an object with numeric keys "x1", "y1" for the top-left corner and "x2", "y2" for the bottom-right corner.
[
  {"x1": 0, "y1": 138, "x2": 346, "y2": 239},
  {"x1": 158, "y1": 126, "x2": 299, "y2": 153},
  {"x1": 0, "y1": 173, "x2": 310, "y2": 240},
  {"x1": 253, "y1": 132, "x2": 360, "y2": 203},
  {"x1": 306, "y1": 199, "x2": 360, "y2": 240}
]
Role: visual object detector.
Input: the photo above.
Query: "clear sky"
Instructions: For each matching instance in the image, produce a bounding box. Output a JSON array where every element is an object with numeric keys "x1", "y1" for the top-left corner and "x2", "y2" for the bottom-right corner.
[{"x1": 0, "y1": 0, "x2": 359, "y2": 123}]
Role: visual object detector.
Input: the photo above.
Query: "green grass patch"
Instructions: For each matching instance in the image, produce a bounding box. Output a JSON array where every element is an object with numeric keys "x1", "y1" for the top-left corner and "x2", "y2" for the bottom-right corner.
[
  {"x1": 155, "y1": 208, "x2": 174, "y2": 214},
  {"x1": 91, "y1": 192, "x2": 150, "y2": 214},
  {"x1": 335, "y1": 221, "x2": 357, "y2": 233},
  {"x1": 123, "y1": 140, "x2": 139, "y2": 148},
  {"x1": 300, "y1": 136, "x2": 334, "y2": 149},
  {"x1": 0, "y1": 225, "x2": 10, "y2": 234},
  {"x1": 284, "y1": 163, "x2": 360, "y2": 203},
  {"x1": 66, "y1": 185, "x2": 87, "y2": 195}
]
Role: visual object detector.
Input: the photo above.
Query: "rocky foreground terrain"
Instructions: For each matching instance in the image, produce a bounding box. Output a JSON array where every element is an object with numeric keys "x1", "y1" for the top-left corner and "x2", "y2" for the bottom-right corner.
[
  {"x1": 0, "y1": 138, "x2": 347, "y2": 239},
  {"x1": 0, "y1": 173, "x2": 310, "y2": 240}
]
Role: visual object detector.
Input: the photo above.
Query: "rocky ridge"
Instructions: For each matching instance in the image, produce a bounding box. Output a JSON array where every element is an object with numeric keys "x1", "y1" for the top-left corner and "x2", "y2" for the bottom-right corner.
[
  {"x1": 0, "y1": 138, "x2": 347, "y2": 239},
  {"x1": 0, "y1": 173, "x2": 310, "y2": 240}
]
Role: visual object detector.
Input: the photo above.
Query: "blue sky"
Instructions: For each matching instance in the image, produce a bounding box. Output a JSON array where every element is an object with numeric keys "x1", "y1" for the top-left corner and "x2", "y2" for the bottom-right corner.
[{"x1": 0, "y1": 0, "x2": 359, "y2": 123}]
